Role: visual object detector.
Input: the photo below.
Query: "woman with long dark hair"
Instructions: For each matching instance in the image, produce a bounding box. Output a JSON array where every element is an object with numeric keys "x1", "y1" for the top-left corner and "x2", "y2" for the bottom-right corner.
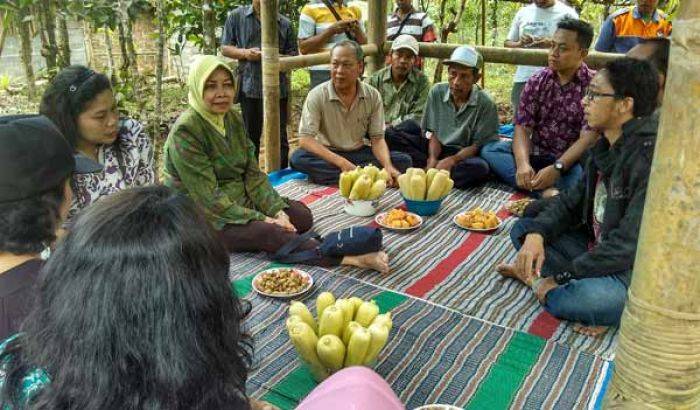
[
  {"x1": 0, "y1": 186, "x2": 256, "y2": 409},
  {"x1": 39, "y1": 65, "x2": 155, "y2": 224}
]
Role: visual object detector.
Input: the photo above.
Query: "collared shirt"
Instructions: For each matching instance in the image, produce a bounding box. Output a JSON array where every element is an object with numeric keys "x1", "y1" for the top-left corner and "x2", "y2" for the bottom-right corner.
[
  {"x1": 298, "y1": 80, "x2": 385, "y2": 151},
  {"x1": 298, "y1": 1, "x2": 364, "y2": 71},
  {"x1": 366, "y1": 65, "x2": 430, "y2": 126},
  {"x1": 221, "y1": 6, "x2": 297, "y2": 99},
  {"x1": 595, "y1": 6, "x2": 672, "y2": 53},
  {"x1": 506, "y1": 1, "x2": 578, "y2": 83},
  {"x1": 516, "y1": 63, "x2": 595, "y2": 157},
  {"x1": 386, "y1": 7, "x2": 437, "y2": 69},
  {"x1": 422, "y1": 83, "x2": 500, "y2": 150}
]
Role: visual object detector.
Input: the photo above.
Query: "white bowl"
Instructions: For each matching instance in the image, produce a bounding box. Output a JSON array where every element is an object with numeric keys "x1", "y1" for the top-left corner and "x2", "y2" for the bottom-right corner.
[{"x1": 343, "y1": 198, "x2": 378, "y2": 217}]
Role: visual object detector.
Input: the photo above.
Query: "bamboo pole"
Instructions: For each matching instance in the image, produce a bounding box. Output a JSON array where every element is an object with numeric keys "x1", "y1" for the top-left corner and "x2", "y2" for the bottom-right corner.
[
  {"x1": 261, "y1": 0, "x2": 281, "y2": 171},
  {"x1": 366, "y1": 0, "x2": 387, "y2": 75},
  {"x1": 604, "y1": 1, "x2": 700, "y2": 408},
  {"x1": 279, "y1": 44, "x2": 379, "y2": 71},
  {"x1": 382, "y1": 41, "x2": 622, "y2": 68}
]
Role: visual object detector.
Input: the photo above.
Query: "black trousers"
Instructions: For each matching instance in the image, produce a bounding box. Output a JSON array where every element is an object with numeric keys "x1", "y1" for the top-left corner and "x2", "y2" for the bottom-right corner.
[{"x1": 239, "y1": 95, "x2": 290, "y2": 168}]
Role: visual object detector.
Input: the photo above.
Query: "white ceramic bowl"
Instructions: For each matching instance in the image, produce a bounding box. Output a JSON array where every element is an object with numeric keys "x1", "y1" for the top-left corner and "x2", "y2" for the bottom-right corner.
[{"x1": 343, "y1": 198, "x2": 379, "y2": 217}]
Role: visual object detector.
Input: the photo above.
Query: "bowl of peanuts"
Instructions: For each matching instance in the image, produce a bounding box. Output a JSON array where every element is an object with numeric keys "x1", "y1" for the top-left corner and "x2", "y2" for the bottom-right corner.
[{"x1": 252, "y1": 267, "x2": 313, "y2": 298}]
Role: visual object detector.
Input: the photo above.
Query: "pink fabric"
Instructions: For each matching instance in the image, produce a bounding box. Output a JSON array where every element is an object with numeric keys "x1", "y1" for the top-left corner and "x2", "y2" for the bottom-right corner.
[{"x1": 296, "y1": 367, "x2": 405, "y2": 410}]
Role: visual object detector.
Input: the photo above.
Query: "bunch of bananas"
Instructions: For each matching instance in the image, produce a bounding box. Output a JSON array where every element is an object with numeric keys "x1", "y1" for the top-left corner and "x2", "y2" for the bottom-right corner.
[
  {"x1": 398, "y1": 168, "x2": 454, "y2": 201},
  {"x1": 286, "y1": 292, "x2": 393, "y2": 381},
  {"x1": 339, "y1": 165, "x2": 389, "y2": 201}
]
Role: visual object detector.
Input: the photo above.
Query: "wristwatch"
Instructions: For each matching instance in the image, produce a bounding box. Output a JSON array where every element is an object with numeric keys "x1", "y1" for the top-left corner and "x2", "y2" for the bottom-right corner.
[{"x1": 554, "y1": 160, "x2": 565, "y2": 172}]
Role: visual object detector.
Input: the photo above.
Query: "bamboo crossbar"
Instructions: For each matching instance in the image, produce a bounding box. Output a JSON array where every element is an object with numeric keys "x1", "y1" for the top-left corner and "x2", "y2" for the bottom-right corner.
[{"x1": 279, "y1": 44, "x2": 379, "y2": 71}]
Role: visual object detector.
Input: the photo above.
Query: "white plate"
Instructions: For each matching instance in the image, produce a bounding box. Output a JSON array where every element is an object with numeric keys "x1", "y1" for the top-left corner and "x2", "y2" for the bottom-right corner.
[
  {"x1": 252, "y1": 268, "x2": 314, "y2": 298},
  {"x1": 453, "y1": 213, "x2": 502, "y2": 232},
  {"x1": 375, "y1": 210, "x2": 423, "y2": 231}
]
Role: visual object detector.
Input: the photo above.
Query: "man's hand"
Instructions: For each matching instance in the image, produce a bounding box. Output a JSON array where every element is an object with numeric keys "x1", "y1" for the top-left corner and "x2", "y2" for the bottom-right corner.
[
  {"x1": 245, "y1": 48, "x2": 262, "y2": 61},
  {"x1": 516, "y1": 233, "x2": 546, "y2": 283},
  {"x1": 337, "y1": 157, "x2": 357, "y2": 173},
  {"x1": 516, "y1": 162, "x2": 536, "y2": 190},
  {"x1": 531, "y1": 165, "x2": 559, "y2": 191},
  {"x1": 330, "y1": 19, "x2": 354, "y2": 35},
  {"x1": 265, "y1": 214, "x2": 296, "y2": 232},
  {"x1": 384, "y1": 165, "x2": 400, "y2": 187},
  {"x1": 519, "y1": 34, "x2": 535, "y2": 48},
  {"x1": 435, "y1": 156, "x2": 458, "y2": 171},
  {"x1": 530, "y1": 37, "x2": 552, "y2": 49}
]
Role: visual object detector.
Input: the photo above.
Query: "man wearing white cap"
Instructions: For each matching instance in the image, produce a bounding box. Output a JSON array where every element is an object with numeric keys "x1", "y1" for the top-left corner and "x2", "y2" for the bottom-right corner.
[
  {"x1": 367, "y1": 35, "x2": 429, "y2": 162},
  {"x1": 420, "y1": 46, "x2": 499, "y2": 188}
]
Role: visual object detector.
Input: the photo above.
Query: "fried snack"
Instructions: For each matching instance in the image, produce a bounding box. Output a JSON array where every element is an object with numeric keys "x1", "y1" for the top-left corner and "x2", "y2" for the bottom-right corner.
[
  {"x1": 456, "y1": 208, "x2": 500, "y2": 230},
  {"x1": 256, "y1": 268, "x2": 309, "y2": 294},
  {"x1": 505, "y1": 198, "x2": 534, "y2": 217},
  {"x1": 383, "y1": 208, "x2": 420, "y2": 229}
]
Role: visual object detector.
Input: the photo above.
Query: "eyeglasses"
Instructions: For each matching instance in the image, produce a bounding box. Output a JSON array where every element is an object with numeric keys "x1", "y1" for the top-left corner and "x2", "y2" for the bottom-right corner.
[{"x1": 584, "y1": 89, "x2": 620, "y2": 100}]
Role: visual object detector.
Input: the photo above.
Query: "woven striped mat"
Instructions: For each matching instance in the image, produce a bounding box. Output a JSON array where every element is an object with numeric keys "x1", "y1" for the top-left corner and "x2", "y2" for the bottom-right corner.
[
  {"x1": 232, "y1": 262, "x2": 610, "y2": 410},
  {"x1": 264, "y1": 179, "x2": 619, "y2": 360}
]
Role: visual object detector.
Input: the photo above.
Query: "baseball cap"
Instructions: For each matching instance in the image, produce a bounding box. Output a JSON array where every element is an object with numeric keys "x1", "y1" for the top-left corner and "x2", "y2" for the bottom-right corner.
[
  {"x1": 0, "y1": 115, "x2": 102, "y2": 203},
  {"x1": 443, "y1": 45, "x2": 483, "y2": 69},
  {"x1": 391, "y1": 34, "x2": 419, "y2": 56}
]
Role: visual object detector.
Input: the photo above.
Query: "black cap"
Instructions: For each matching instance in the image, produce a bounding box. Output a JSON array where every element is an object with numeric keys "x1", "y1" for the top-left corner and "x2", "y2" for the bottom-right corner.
[{"x1": 0, "y1": 114, "x2": 102, "y2": 203}]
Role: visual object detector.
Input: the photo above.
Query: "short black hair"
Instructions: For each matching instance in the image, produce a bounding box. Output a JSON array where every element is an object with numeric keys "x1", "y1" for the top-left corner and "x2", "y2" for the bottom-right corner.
[
  {"x1": 39, "y1": 65, "x2": 112, "y2": 148},
  {"x1": 641, "y1": 37, "x2": 670, "y2": 75},
  {"x1": 331, "y1": 40, "x2": 365, "y2": 62},
  {"x1": 557, "y1": 18, "x2": 594, "y2": 49},
  {"x1": 0, "y1": 182, "x2": 65, "y2": 254},
  {"x1": 604, "y1": 57, "x2": 659, "y2": 117}
]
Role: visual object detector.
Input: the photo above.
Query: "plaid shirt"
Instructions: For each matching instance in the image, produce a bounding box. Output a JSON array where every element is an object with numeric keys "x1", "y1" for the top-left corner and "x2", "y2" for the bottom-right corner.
[
  {"x1": 221, "y1": 6, "x2": 297, "y2": 99},
  {"x1": 516, "y1": 63, "x2": 595, "y2": 157}
]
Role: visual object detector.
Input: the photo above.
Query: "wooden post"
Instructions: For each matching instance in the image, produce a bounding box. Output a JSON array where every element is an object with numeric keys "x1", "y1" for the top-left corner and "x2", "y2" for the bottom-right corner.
[
  {"x1": 604, "y1": 1, "x2": 700, "y2": 408},
  {"x1": 366, "y1": 0, "x2": 387, "y2": 75},
  {"x1": 261, "y1": 0, "x2": 281, "y2": 171}
]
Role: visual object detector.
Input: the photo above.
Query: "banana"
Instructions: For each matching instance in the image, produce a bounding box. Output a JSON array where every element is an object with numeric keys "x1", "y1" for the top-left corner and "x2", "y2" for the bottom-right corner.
[
  {"x1": 410, "y1": 174, "x2": 427, "y2": 200},
  {"x1": 286, "y1": 315, "x2": 305, "y2": 334},
  {"x1": 348, "y1": 297, "x2": 364, "y2": 317},
  {"x1": 355, "y1": 300, "x2": 380, "y2": 327},
  {"x1": 362, "y1": 165, "x2": 380, "y2": 181},
  {"x1": 363, "y1": 323, "x2": 390, "y2": 365},
  {"x1": 368, "y1": 179, "x2": 387, "y2": 200},
  {"x1": 397, "y1": 174, "x2": 410, "y2": 198},
  {"x1": 339, "y1": 172, "x2": 354, "y2": 198},
  {"x1": 426, "y1": 172, "x2": 449, "y2": 200},
  {"x1": 318, "y1": 305, "x2": 344, "y2": 338},
  {"x1": 316, "y1": 334, "x2": 346, "y2": 371},
  {"x1": 335, "y1": 299, "x2": 354, "y2": 327},
  {"x1": 289, "y1": 301, "x2": 317, "y2": 334},
  {"x1": 371, "y1": 312, "x2": 393, "y2": 332},
  {"x1": 376, "y1": 169, "x2": 389, "y2": 182},
  {"x1": 344, "y1": 327, "x2": 371, "y2": 367},
  {"x1": 316, "y1": 291, "x2": 336, "y2": 320},
  {"x1": 288, "y1": 322, "x2": 329, "y2": 381},
  {"x1": 342, "y1": 321, "x2": 362, "y2": 346},
  {"x1": 426, "y1": 168, "x2": 439, "y2": 189},
  {"x1": 349, "y1": 174, "x2": 372, "y2": 201}
]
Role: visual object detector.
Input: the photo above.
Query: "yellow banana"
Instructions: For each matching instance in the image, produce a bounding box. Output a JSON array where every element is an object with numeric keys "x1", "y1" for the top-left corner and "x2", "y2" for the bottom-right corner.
[
  {"x1": 348, "y1": 297, "x2": 364, "y2": 317},
  {"x1": 344, "y1": 327, "x2": 371, "y2": 367},
  {"x1": 288, "y1": 322, "x2": 329, "y2": 381},
  {"x1": 371, "y1": 312, "x2": 393, "y2": 332},
  {"x1": 316, "y1": 334, "x2": 346, "y2": 371},
  {"x1": 397, "y1": 174, "x2": 410, "y2": 198},
  {"x1": 363, "y1": 323, "x2": 390, "y2": 365},
  {"x1": 355, "y1": 300, "x2": 379, "y2": 327},
  {"x1": 318, "y1": 305, "x2": 344, "y2": 338},
  {"x1": 335, "y1": 299, "x2": 354, "y2": 327},
  {"x1": 349, "y1": 174, "x2": 372, "y2": 200},
  {"x1": 289, "y1": 301, "x2": 317, "y2": 334},
  {"x1": 362, "y1": 165, "x2": 380, "y2": 181},
  {"x1": 442, "y1": 177, "x2": 454, "y2": 198},
  {"x1": 376, "y1": 169, "x2": 389, "y2": 182},
  {"x1": 286, "y1": 315, "x2": 305, "y2": 334},
  {"x1": 343, "y1": 321, "x2": 362, "y2": 346},
  {"x1": 426, "y1": 172, "x2": 449, "y2": 200},
  {"x1": 426, "y1": 168, "x2": 439, "y2": 189},
  {"x1": 339, "y1": 172, "x2": 354, "y2": 198},
  {"x1": 368, "y1": 179, "x2": 387, "y2": 200},
  {"x1": 410, "y1": 174, "x2": 427, "y2": 200},
  {"x1": 316, "y1": 291, "x2": 336, "y2": 320}
]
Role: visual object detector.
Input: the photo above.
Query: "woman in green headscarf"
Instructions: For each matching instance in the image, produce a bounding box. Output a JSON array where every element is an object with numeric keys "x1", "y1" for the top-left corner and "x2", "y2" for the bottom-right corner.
[{"x1": 163, "y1": 55, "x2": 388, "y2": 273}]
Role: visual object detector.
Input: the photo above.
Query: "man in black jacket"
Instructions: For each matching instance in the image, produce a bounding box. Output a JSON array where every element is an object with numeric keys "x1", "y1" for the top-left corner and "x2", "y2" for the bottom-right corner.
[{"x1": 498, "y1": 58, "x2": 659, "y2": 336}]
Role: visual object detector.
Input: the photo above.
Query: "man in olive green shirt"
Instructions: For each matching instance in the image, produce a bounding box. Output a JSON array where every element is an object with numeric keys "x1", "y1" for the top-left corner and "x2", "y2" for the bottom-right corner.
[
  {"x1": 367, "y1": 35, "x2": 430, "y2": 166},
  {"x1": 290, "y1": 40, "x2": 412, "y2": 186},
  {"x1": 422, "y1": 46, "x2": 499, "y2": 188}
]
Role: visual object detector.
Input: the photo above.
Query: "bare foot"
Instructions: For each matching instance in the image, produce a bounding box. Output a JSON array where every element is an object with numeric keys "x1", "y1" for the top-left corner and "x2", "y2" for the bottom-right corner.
[
  {"x1": 573, "y1": 323, "x2": 608, "y2": 337},
  {"x1": 342, "y1": 252, "x2": 390, "y2": 274},
  {"x1": 541, "y1": 188, "x2": 560, "y2": 198},
  {"x1": 496, "y1": 263, "x2": 533, "y2": 286}
]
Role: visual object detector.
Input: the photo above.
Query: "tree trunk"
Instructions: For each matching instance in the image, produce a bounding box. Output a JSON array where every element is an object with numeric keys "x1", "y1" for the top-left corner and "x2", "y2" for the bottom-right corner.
[
  {"x1": 490, "y1": 0, "x2": 498, "y2": 46},
  {"x1": 154, "y1": 0, "x2": 166, "y2": 155},
  {"x1": 83, "y1": 21, "x2": 95, "y2": 67},
  {"x1": 103, "y1": 26, "x2": 117, "y2": 84},
  {"x1": 201, "y1": 0, "x2": 217, "y2": 54},
  {"x1": 18, "y1": 7, "x2": 36, "y2": 99},
  {"x1": 117, "y1": 19, "x2": 130, "y2": 79},
  {"x1": 117, "y1": 0, "x2": 138, "y2": 76},
  {"x1": 38, "y1": 0, "x2": 58, "y2": 73},
  {"x1": 0, "y1": 16, "x2": 9, "y2": 60},
  {"x1": 56, "y1": 5, "x2": 71, "y2": 68}
]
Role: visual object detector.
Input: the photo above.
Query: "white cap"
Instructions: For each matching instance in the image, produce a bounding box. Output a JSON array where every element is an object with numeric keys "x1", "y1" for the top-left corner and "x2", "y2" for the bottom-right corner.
[
  {"x1": 444, "y1": 45, "x2": 483, "y2": 69},
  {"x1": 391, "y1": 34, "x2": 419, "y2": 56}
]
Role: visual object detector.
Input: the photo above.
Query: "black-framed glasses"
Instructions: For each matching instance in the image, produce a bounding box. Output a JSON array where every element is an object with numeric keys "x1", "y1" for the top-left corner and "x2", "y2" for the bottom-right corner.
[{"x1": 584, "y1": 89, "x2": 620, "y2": 100}]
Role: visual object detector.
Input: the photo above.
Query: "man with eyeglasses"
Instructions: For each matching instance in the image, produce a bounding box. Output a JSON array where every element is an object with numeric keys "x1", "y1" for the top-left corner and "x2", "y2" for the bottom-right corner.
[
  {"x1": 498, "y1": 58, "x2": 660, "y2": 336},
  {"x1": 481, "y1": 18, "x2": 597, "y2": 198}
]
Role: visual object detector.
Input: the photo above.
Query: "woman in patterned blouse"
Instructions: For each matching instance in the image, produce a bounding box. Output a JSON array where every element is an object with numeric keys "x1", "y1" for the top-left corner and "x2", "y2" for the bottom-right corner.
[
  {"x1": 39, "y1": 66, "x2": 155, "y2": 224},
  {"x1": 163, "y1": 55, "x2": 388, "y2": 273}
]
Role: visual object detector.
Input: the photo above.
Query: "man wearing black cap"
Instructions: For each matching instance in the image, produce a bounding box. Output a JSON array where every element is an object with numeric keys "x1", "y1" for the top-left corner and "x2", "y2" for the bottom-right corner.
[{"x1": 0, "y1": 115, "x2": 101, "y2": 339}]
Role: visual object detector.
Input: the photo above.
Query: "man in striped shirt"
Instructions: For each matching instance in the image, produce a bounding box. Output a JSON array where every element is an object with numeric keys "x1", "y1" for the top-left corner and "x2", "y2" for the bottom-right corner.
[
  {"x1": 298, "y1": 0, "x2": 367, "y2": 89},
  {"x1": 386, "y1": 0, "x2": 437, "y2": 70}
]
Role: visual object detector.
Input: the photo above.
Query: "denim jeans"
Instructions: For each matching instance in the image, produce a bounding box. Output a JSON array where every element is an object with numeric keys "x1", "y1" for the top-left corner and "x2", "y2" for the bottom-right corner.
[
  {"x1": 510, "y1": 218, "x2": 629, "y2": 326},
  {"x1": 290, "y1": 146, "x2": 412, "y2": 186},
  {"x1": 480, "y1": 139, "x2": 583, "y2": 194}
]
